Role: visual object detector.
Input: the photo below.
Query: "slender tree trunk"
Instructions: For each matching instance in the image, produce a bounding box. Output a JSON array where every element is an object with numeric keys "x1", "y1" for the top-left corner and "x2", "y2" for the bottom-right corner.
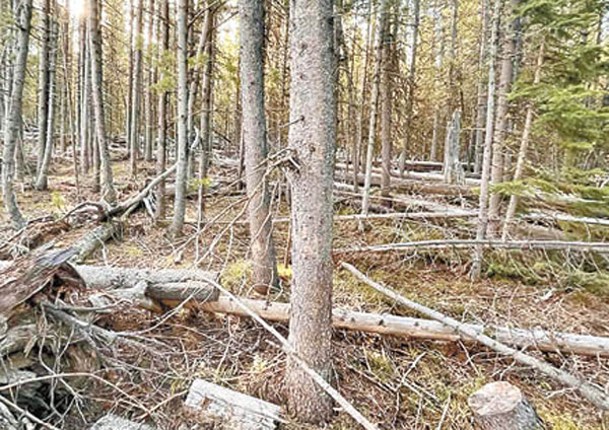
[
  {"x1": 361, "y1": 0, "x2": 388, "y2": 216},
  {"x1": 502, "y1": 40, "x2": 544, "y2": 240},
  {"x1": 239, "y1": 0, "x2": 279, "y2": 294},
  {"x1": 380, "y1": 3, "x2": 394, "y2": 197},
  {"x1": 353, "y1": 0, "x2": 373, "y2": 193},
  {"x1": 399, "y1": 0, "x2": 420, "y2": 174},
  {"x1": 284, "y1": 0, "x2": 336, "y2": 423},
  {"x1": 487, "y1": 0, "x2": 516, "y2": 237},
  {"x1": 196, "y1": 7, "x2": 215, "y2": 219},
  {"x1": 2, "y1": 0, "x2": 32, "y2": 229},
  {"x1": 144, "y1": 0, "x2": 155, "y2": 162},
  {"x1": 79, "y1": 17, "x2": 90, "y2": 174},
  {"x1": 88, "y1": 0, "x2": 116, "y2": 204},
  {"x1": 129, "y1": 0, "x2": 143, "y2": 177},
  {"x1": 170, "y1": 0, "x2": 189, "y2": 236},
  {"x1": 154, "y1": 0, "x2": 169, "y2": 220},
  {"x1": 36, "y1": 0, "x2": 51, "y2": 177},
  {"x1": 473, "y1": 0, "x2": 490, "y2": 174},
  {"x1": 36, "y1": 9, "x2": 58, "y2": 191},
  {"x1": 471, "y1": 0, "x2": 501, "y2": 279}
]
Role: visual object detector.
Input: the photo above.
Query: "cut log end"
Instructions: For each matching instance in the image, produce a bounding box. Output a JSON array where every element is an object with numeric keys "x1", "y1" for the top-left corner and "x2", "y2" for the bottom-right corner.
[{"x1": 468, "y1": 382, "x2": 544, "y2": 430}]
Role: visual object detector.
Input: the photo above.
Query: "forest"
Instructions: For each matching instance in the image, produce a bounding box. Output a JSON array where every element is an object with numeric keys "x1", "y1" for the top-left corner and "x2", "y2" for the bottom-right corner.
[{"x1": 0, "y1": 0, "x2": 608, "y2": 428}]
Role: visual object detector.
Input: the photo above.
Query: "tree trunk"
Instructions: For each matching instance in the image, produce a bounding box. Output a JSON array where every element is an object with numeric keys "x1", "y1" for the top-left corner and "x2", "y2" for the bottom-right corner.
[
  {"x1": 239, "y1": 0, "x2": 279, "y2": 294},
  {"x1": 398, "y1": 0, "x2": 420, "y2": 175},
  {"x1": 361, "y1": 0, "x2": 388, "y2": 216},
  {"x1": 143, "y1": 0, "x2": 155, "y2": 162},
  {"x1": 129, "y1": 0, "x2": 143, "y2": 178},
  {"x1": 35, "y1": 11, "x2": 58, "y2": 191},
  {"x1": 284, "y1": 0, "x2": 336, "y2": 423},
  {"x1": 487, "y1": 0, "x2": 516, "y2": 237},
  {"x1": 353, "y1": 0, "x2": 373, "y2": 193},
  {"x1": 88, "y1": 0, "x2": 116, "y2": 204},
  {"x1": 169, "y1": 0, "x2": 189, "y2": 236},
  {"x1": 471, "y1": 0, "x2": 501, "y2": 279},
  {"x1": 196, "y1": 7, "x2": 216, "y2": 222},
  {"x1": 443, "y1": 110, "x2": 464, "y2": 184},
  {"x1": 79, "y1": 16, "x2": 90, "y2": 174},
  {"x1": 154, "y1": 0, "x2": 169, "y2": 220},
  {"x1": 36, "y1": 0, "x2": 51, "y2": 178},
  {"x1": 502, "y1": 41, "x2": 544, "y2": 240},
  {"x1": 380, "y1": 4, "x2": 394, "y2": 197},
  {"x1": 468, "y1": 382, "x2": 545, "y2": 430},
  {"x1": 2, "y1": 0, "x2": 32, "y2": 230},
  {"x1": 473, "y1": 0, "x2": 490, "y2": 174}
]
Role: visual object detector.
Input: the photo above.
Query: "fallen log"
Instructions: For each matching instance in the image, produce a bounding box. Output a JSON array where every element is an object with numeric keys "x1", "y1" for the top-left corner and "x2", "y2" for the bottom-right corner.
[
  {"x1": 341, "y1": 262, "x2": 609, "y2": 410},
  {"x1": 201, "y1": 297, "x2": 609, "y2": 357},
  {"x1": 336, "y1": 239, "x2": 609, "y2": 255},
  {"x1": 525, "y1": 211, "x2": 609, "y2": 227},
  {"x1": 336, "y1": 162, "x2": 481, "y2": 185},
  {"x1": 69, "y1": 223, "x2": 120, "y2": 263},
  {"x1": 334, "y1": 171, "x2": 475, "y2": 197},
  {"x1": 468, "y1": 382, "x2": 544, "y2": 430},
  {"x1": 185, "y1": 378, "x2": 282, "y2": 429}
]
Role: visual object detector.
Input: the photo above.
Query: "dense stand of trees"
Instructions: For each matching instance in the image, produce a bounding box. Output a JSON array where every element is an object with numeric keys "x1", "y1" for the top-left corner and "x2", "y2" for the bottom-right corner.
[{"x1": 0, "y1": 0, "x2": 607, "y2": 424}]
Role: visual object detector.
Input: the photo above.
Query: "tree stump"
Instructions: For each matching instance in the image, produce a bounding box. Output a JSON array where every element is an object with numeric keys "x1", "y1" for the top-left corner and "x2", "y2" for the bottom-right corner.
[{"x1": 468, "y1": 382, "x2": 545, "y2": 430}]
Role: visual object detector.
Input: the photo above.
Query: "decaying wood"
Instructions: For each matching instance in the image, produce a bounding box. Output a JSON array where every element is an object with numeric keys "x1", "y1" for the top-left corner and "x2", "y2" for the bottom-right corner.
[
  {"x1": 69, "y1": 222, "x2": 119, "y2": 263},
  {"x1": 90, "y1": 414, "x2": 154, "y2": 430},
  {"x1": 0, "y1": 248, "x2": 79, "y2": 317},
  {"x1": 185, "y1": 378, "x2": 281, "y2": 429},
  {"x1": 201, "y1": 296, "x2": 609, "y2": 357},
  {"x1": 468, "y1": 382, "x2": 545, "y2": 430},
  {"x1": 341, "y1": 262, "x2": 609, "y2": 410},
  {"x1": 337, "y1": 239, "x2": 609, "y2": 255}
]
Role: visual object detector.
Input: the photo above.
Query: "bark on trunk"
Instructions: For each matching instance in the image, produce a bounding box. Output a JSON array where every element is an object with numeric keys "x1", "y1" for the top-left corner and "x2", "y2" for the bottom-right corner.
[
  {"x1": 471, "y1": 0, "x2": 501, "y2": 279},
  {"x1": 487, "y1": 0, "x2": 516, "y2": 237},
  {"x1": 399, "y1": 0, "x2": 420, "y2": 175},
  {"x1": 239, "y1": 0, "x2": 279, "y2": 293},
  {"x1": 169, "y1": 0, "x2": 189, "y2": 236},
  {"x1": 154, "y1": 0, "x2": 169, "y2": 220},
  {"x1": 361, "y1": 0, "x2": 388, "y2": 216},
  {"x1": 284, "y1": 0, "x2": 336, "y2": 422},
  {"x1": 88, "y1": 0, "x2": 117, "y2": 204},
  {"x1": 129, "y1": 0, "x2": 144, "y2": 178},
  {"x1": 2, "y1": 0, "x2": 32, "y2": 230}
]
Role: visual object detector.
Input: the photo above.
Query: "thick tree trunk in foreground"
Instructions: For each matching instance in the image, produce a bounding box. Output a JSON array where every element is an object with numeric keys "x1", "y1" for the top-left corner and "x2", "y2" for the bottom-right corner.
[
  {"x1": 2, "y1": 0, "x2": 32, "y2": 230},
  {"x1": 468, "y1": 382, "x2": 544, "y2": 430},
  {"x1": 88, "y1": 0, "x2": 116, "y2": 204},
  {"x1": 170, "y1": 0, "x2": 189, "y2": 236},
  {"x1": 285, "y1": 0, "x2": 336, "y2": 422},
  {"x1": 239, "y1": 0, "x2": 279, "y2": 293}
]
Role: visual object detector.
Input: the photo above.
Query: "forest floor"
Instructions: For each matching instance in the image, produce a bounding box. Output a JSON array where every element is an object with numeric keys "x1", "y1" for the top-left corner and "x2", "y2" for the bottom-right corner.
[{"x1": 1, "y1": 152, "x2": 608, "y2": 429}]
